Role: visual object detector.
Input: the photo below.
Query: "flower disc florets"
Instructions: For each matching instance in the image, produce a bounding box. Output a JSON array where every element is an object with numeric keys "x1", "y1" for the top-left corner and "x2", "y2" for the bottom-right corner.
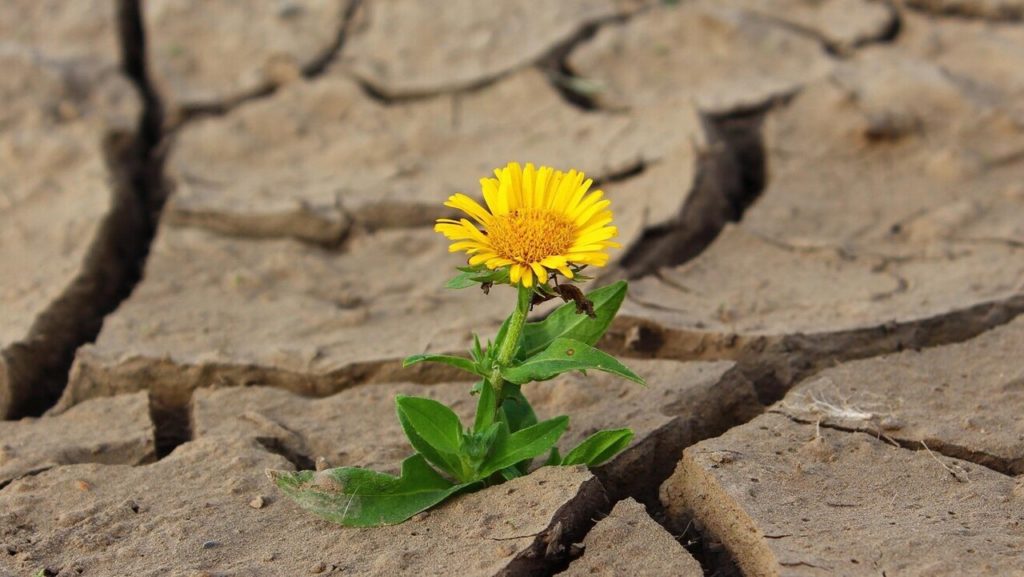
[{"x1": 435, "y1": 162, "x2": 621, "y2": 287}]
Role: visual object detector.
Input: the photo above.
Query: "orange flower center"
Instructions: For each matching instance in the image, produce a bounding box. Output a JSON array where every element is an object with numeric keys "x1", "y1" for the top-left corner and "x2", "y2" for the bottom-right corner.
[{"x1": 488, "y1": 209, "x2": 576, "y2": 264}]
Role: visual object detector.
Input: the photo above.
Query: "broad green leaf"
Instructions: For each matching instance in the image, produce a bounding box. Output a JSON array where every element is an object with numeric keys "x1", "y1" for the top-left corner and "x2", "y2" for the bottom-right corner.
[
  {"x1": 395, "y1": 396, "x2": 465, "y2": 478},
  {"x1": 499, "y1": 384, "x2": 537, "y2": 433},
  {"x1": 473, "y1": 380, "x2": 497, "y2": 432},
  {"x1": 520, "y1": 281, "x2": 627, "y2": 358},
  {"x1": 479, "y1": 416, "x2": 569, "y2": 478},
  {"x1": 269, "y1": 454, "x2": 470, "y2": 527},
  {"x1": 502, "y1": 338, "x2": 645, "y2": 386},
  {"x1": 561, "y1": 428, "x2": 634, "y2": 467},
  {"x1": 402, "y1": 353, "x2": 482, "y2": 377}
]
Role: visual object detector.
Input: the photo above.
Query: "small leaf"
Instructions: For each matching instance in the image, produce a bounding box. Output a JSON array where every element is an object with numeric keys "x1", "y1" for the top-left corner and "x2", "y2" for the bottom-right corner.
[
  {"x1": 446, "y1": 265, "x2": 511, "y2": 289},
  {"x1": 502, "y1": 338, "x2": 645, "y2": 386},
  {"x1": 269, "y1": 454, "x2": 471, "y2": 527},
  {"x1": 473, "y1": 380, "x2": 497, "y2": 432},
  {"x1": 402, "y1": 353, "x2": 482, "y2": 377},
  {"x1": 479, "y1": 416, "x2": 569, "y2": 478},
  {"x1": 499, "y1": 466, "x2": 523, "y2": 481},
  {"x1": 499, "y1": 384, "x2": 538, "y2": 433},
  {"x1": 561, "y1": 429, "x2": 634, "y2": 467},
  {"x1": 395, "y1": 396, "x2": 465, "y2": 478},
  {"x1": 521, "y1": 281, "x2": 627, "y2": 358},
  {"x1": 544, "y1": 446, "x2": 562, "y2": 467},
  {"x1": 445, "y1": 271, "x2": 479, "y2": 289}
]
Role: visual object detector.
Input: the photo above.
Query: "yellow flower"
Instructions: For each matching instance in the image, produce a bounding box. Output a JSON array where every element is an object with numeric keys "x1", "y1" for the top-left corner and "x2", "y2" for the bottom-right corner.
[{"x1": 435, "y1": 162, "x2": 621, "y2": 288}]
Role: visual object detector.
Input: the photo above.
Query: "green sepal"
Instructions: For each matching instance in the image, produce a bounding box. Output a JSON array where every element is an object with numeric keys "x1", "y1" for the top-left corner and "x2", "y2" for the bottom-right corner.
[
  {"x1": 268, "y1": 454, "x2": 473, "y2": 527},
  {"x1": 402, "y1": 353, "x2": 483, "y2": 377},
  {"x1": 502, "y1": 338, "x2": 645, "y2": 386},
  {"x1": 395, "y1": 395, "x2": 466, "y2": 480},
  {"x1": 478, "y1": 416, "x2": 569, "y2": 479},
  {"x1": 561, "y1": 428, "x2": 634, "y2": 467},
  {"x1": 520, "y1": 281, "x2": 627, "y2": 358}
]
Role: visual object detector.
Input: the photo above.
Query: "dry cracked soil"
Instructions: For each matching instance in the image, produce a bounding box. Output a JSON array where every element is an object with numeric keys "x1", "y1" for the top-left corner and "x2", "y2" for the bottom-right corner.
[{"x1": 2, "y1": 1, "x2": 1024, "y2": 576}]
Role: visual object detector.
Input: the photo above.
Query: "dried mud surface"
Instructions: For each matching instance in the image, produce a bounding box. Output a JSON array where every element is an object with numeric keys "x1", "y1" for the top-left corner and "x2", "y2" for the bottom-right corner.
[{"x1": 4, "y1": 0, "x2": 1024, "y2": 575}]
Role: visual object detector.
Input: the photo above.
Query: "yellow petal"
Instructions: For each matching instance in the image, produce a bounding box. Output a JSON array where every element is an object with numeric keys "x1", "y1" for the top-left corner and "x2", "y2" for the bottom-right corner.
[
  {"x1": 480, "y1": 177, "x2": 502, "y2": 216},
  {"x1": 509, "y1": 264, "x2": 522, "y2": 284},
  {"x1": 530, "y1": 262, "x2": 548, "y2": 285},
  {"x1": 521, "y1": 266, "x2": 534, "y2": 287},
  {"x1": 444, "y1": 193, "x2": 493, "y2": 225}
]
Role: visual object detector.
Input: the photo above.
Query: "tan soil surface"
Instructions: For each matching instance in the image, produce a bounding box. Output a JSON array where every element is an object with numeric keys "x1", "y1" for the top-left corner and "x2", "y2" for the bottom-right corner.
[
  {"x1": 335, "y1": 0, "x2": 643, "y2": 97},
  {"x1": 558, "y1": 498, "x2": 702, "y2": 577},
  {"x1": 907, "y1": 0, "x2": 1024, "y2": 19},
  {"x1": 144, "y1": 0, "x2": 349, "y2": 115},
  {"x1": 0, "y1": 18, "x2": 142, "y2": 417},
  {"x1": 610, "y1": 30, "x2": 1024, "y2": 371},
  {"x1": 0, "y1": 435, "x2": 605, "y2": 576},
  {"x1": 191, "y1": 360, "x2": 759, "y2": 499},
  {"x1": 0, "y1": 392, "x2": 153, "y2": 487},
  {"x1": 662, "y1": 413, "x2": 1024, "y2": 577},
  {"x1": 569, "y1": 1, "x2": 833, "y2": 114},
  {"x1": 778, "y1": 316, "x2": 1024, "y2": 474},
  {"x1": 6, "y1": 1, "x2": 1024, "y2": 575},
  {"x1": 163, "y1": 69, "x2": 706, "y2": 244}
]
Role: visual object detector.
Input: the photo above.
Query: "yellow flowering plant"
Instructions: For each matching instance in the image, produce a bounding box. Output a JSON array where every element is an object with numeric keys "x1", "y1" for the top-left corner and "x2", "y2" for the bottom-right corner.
[{"x1": 270, "y1": 162, "x2": 644, "y2": 527}]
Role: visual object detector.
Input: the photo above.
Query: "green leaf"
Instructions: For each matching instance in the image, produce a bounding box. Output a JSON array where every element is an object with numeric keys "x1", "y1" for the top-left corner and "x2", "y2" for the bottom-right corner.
[
  {"x1": 473, "y1": 380, "x2": 497, "y2": 432},
  {"x1": 521, "y1": 281, "x2": 627, "y2": 358},
  {"x1": 499, "y1": 383, "x2": 538, "y2": 433},
  {"x1": 269, "y1": 454, "x2": 471, "y2": 527},
  {"x1": 445, "y1": 271, "x2": 480, "y2": 289},
  {"x1": 561, "y1": 428, "x2": 634, "y2": 467},
  {"x1": 445, "y1": 265, "x2": 511, "y2": 289},
  {"x1": 544, "y1": 446, "x2": 562, "y2": 466},
  {"x1": 479, "y1": 416, "x2": 569, "y2": 478},
  {"x1": 502, "y1": 338, "x2": 645, "y2": 386},
  {"x1": 395, "y1": 396, "x2": 465, "y2": 478},
  {"x1": 402, "y1": 353, "x2": 482, "y2": 377},
  {"x1": 499, "y1": 466, "x2": 523, "y2": 481}
]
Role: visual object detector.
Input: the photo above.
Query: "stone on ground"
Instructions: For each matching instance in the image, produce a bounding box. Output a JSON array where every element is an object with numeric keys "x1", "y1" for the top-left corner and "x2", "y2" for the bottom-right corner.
[
  {"x1": 558, "y1": 498, "x2": 702, "y2": 577},
  {"x1": 721, "y1": 0, "x2": 897, "y2": 51}
]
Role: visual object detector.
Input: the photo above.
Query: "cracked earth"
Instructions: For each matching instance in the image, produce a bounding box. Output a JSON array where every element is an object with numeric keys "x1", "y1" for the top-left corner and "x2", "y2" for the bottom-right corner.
[{"x1": 1, "y1": 0, "x2": 1023, "y2": 575}]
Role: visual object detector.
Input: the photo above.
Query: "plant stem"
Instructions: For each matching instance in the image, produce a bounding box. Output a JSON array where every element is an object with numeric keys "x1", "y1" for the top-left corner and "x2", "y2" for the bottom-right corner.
[{"x1": 489, "y1": 283, "x2": 532, "y2": 401}]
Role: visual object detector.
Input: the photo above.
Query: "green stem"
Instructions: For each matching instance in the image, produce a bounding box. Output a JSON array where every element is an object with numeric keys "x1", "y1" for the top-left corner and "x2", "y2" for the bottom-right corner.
[{"x1": 489, "y1": 283, "x2": 533, "y2": 402}]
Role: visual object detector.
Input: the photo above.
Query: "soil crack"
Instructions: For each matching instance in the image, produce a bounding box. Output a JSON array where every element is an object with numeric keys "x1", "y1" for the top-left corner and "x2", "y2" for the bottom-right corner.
[{"x1": 773, "y1": 410, "x2": 1017, "y2": 478}]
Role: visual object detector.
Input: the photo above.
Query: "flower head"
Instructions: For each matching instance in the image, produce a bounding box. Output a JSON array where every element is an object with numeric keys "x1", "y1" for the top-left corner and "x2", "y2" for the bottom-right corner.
[{"x1": 435, "y1": 162, "x2": 620, "y2": 287}]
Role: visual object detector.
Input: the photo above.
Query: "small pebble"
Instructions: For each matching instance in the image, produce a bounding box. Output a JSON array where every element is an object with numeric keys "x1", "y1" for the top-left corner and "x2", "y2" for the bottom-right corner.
[
  {"x1": 75, "y1": 480, "x2": 92, "y2": 491},
  {"x1": 315, "y1": 457, "x2": 330, "y2": 471},
  {"x1": 202, "y1": 540, "x2": 219, "y2": 550},
  {"x1": 309, "y1": 561, "x2": 326, "y2": 574},
  {"x1": 249, "y1": 496, "x2": 265, "y2": 509},
  {"x1": 263, "y1": 552, "x2": 276, "y2": 562}
]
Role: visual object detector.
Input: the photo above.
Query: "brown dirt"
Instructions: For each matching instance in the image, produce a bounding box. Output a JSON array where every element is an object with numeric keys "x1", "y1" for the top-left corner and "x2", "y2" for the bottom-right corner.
[{"x1": 4, "y1": 0, "x2": 1024, "y2": 575}]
